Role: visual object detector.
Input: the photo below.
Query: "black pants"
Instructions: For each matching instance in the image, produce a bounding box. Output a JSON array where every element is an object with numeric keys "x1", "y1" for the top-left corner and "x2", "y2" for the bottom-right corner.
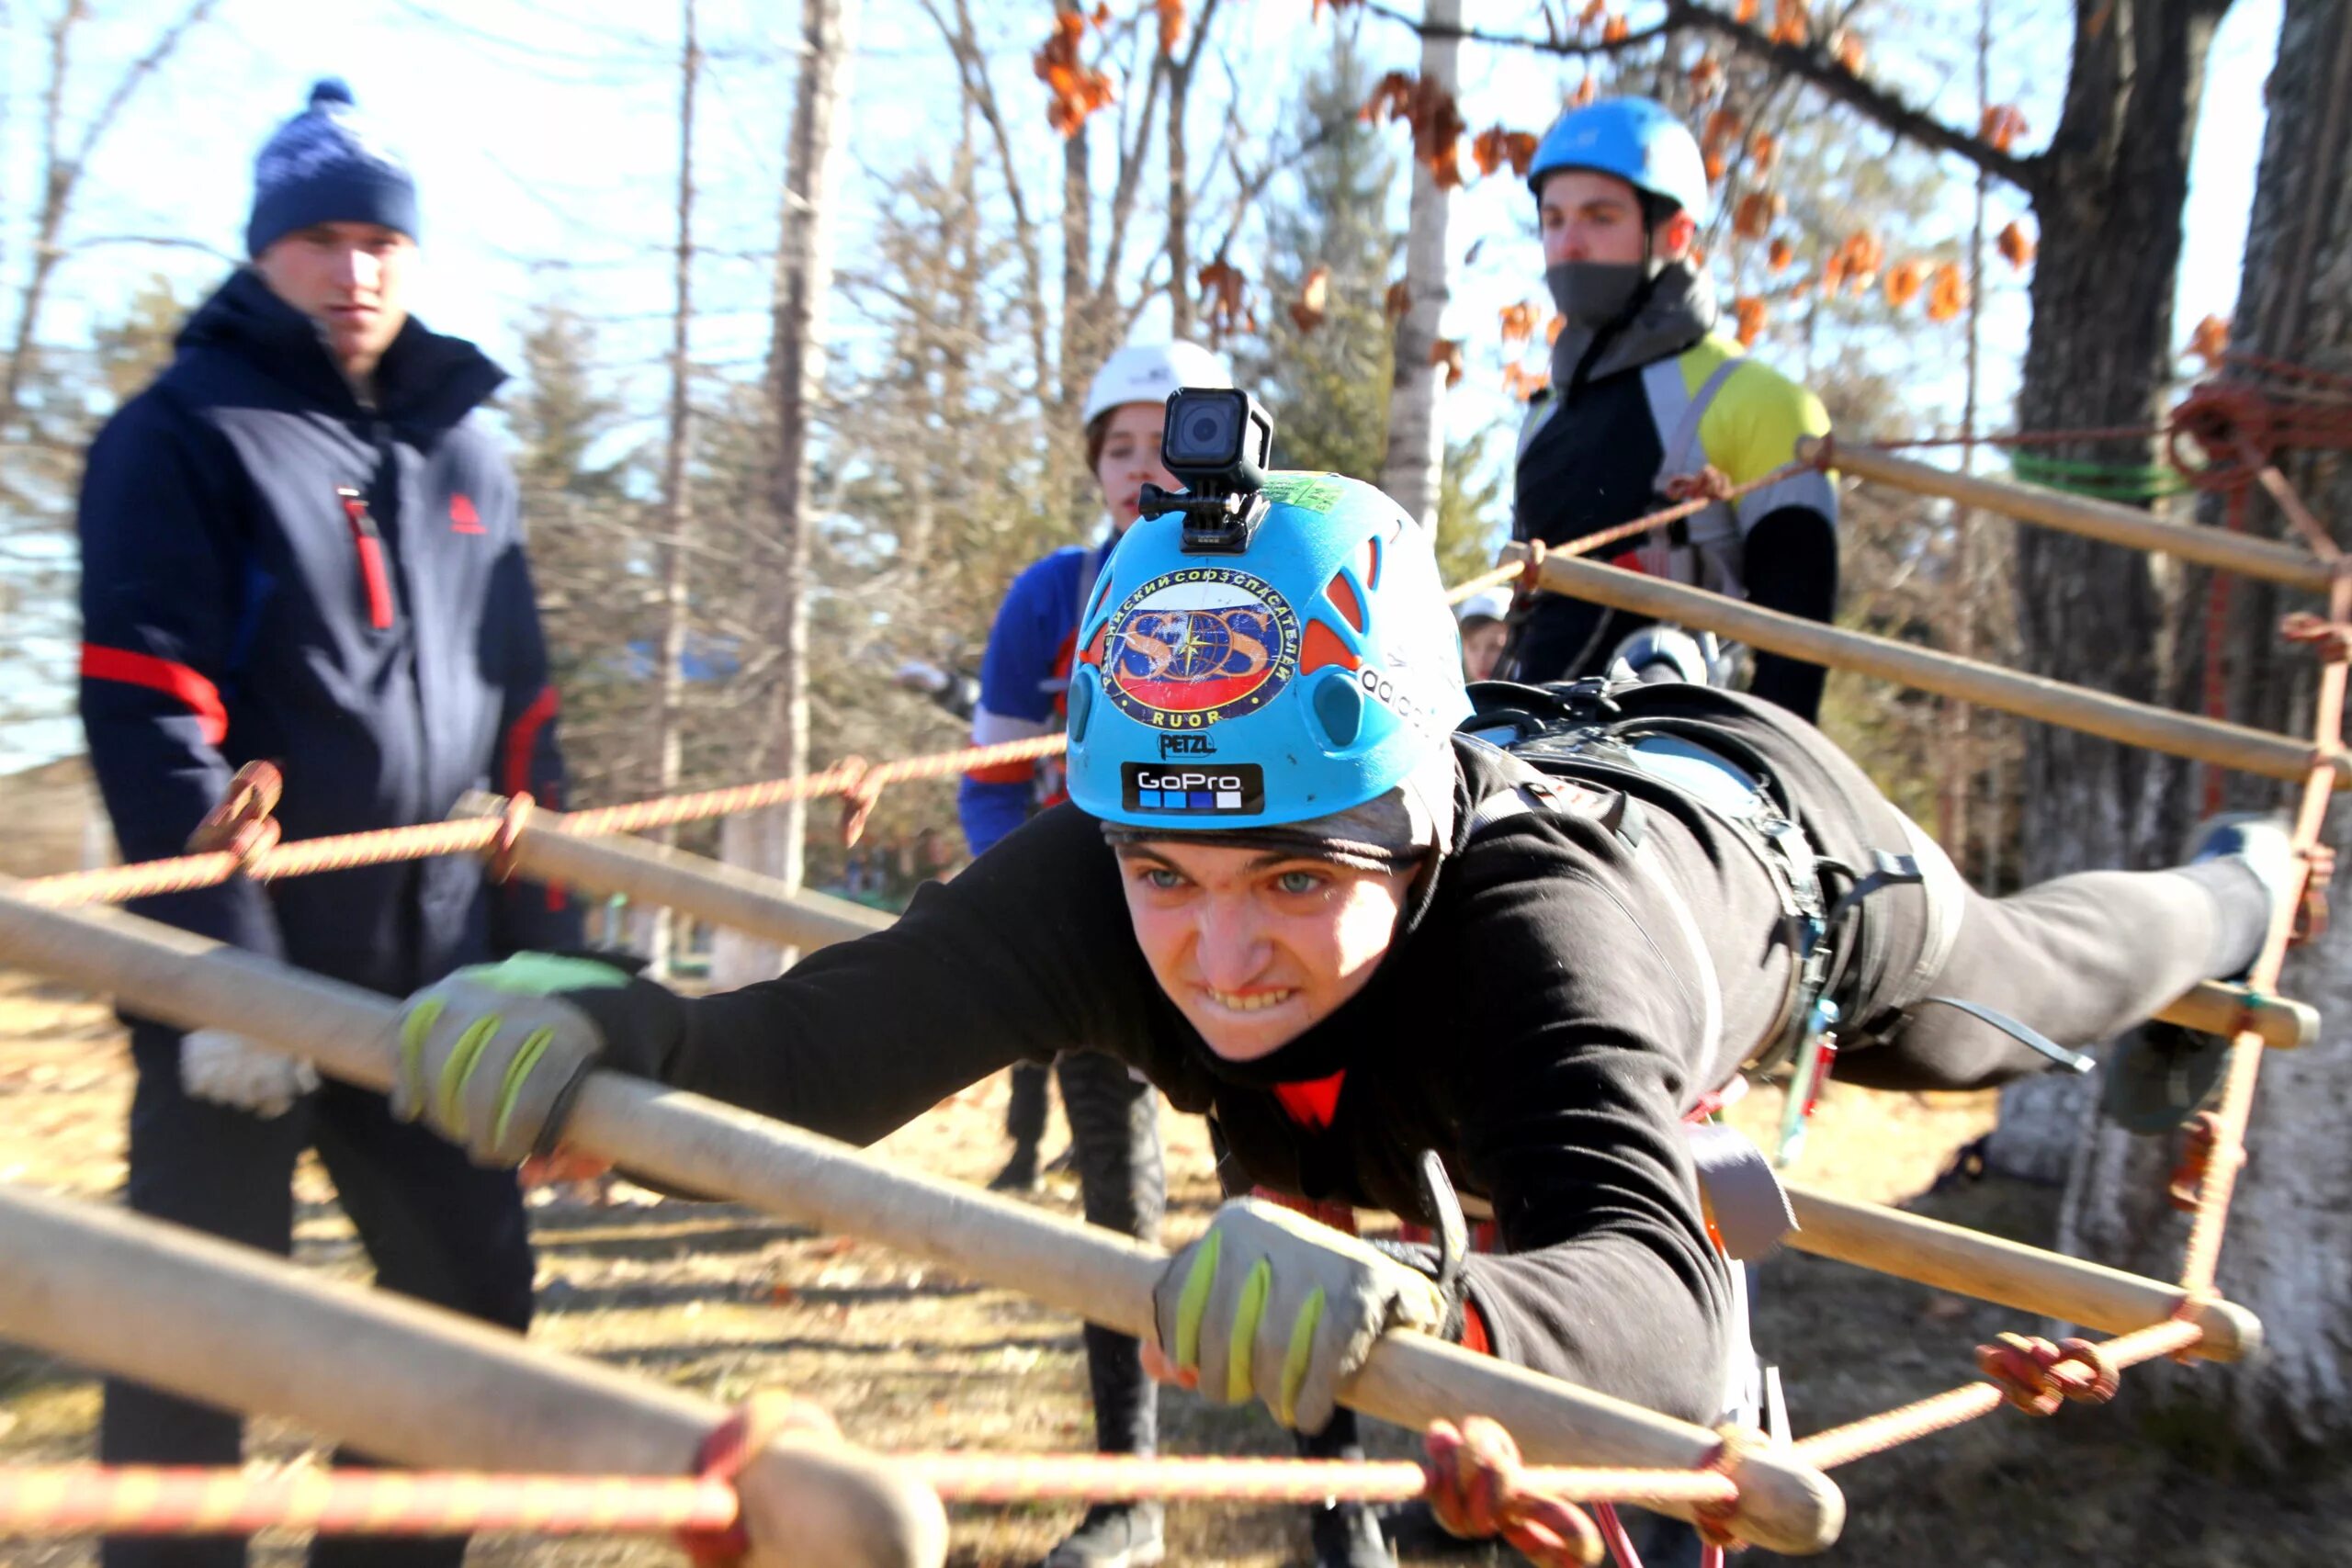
[
  {"x1": 100, "y1": 1024, "x2": 537, "y2": 1568},
  {"x1": 1011, "y1": 1051, "x2": 1165, "y2": 1458}
]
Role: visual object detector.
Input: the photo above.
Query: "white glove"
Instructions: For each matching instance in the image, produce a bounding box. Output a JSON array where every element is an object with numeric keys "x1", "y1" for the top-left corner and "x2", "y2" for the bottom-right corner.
[{"x1": 179, "y1": 1028, "x2": 319, "y2": 1119}]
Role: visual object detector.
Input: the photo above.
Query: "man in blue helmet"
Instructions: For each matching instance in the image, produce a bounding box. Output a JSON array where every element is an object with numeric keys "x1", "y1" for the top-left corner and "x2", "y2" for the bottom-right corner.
[
  {"x1": 384, "y1": 453, "x2": 2290, "y2": 1550},
  {"x1": 1508, "y1": 97, "x2": 1838, "y2": 724}
]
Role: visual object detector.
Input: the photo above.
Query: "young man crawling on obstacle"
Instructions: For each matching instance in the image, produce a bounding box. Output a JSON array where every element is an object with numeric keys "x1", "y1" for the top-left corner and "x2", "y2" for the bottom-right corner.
[{"x1": 390, "y1": 393, "x2": 2291, "y2": 1438}]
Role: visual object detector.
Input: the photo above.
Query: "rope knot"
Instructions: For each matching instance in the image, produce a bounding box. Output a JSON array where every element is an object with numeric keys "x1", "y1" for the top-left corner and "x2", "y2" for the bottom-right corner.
[
  {"x1": 488, "y1": 792, "x2": 536, "y2": 885},
  {"x1": 2167, "y1": 380, "x2": 2278, "y2": 492},
  {"x1": 2166, "y1": 1110, "x2": 2241, "y2": 1213},
  {"x1": 1421, "y1": 1417, "x2": 1602, "y2": 1567},
  {"x1": 1661, "y1": 465, "x2": 1735, "y2": 505},
  {"x1": 680, "y1": 1390, "x2": 842, "y2": 1567},
  {"x1": 186, "y1": 761, "x2": 285, "y2": 875},
  {"x1": 1975, "y1": 1332, "x2": 2120, "y2": 1416},
  {"x1": 832, "y1": 756, "x2": 881, "y2": 847},
  {"x1": 1694, "y1": 1423, "x2": 1766, "y2": 1550}
]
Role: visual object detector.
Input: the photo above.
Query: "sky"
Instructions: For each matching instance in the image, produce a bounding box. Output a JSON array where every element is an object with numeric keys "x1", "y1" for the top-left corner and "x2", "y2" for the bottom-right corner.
[{"x1": 0, "y1": 0, "x2": 2290, "y2": 770}]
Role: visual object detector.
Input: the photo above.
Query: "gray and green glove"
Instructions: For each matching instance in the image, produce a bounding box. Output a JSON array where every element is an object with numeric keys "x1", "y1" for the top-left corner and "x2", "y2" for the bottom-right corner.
[
  {"x1": 1153, "y1": 1196, "x2": 1445, "y2": 1434},
  {"x1": 388, "y1": 953, "x2": 633, "y2": 1166}
]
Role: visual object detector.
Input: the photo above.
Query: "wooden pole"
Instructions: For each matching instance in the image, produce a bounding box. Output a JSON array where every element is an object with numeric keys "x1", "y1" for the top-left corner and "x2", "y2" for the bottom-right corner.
[
  {"x1": 1782, "y1": 1187, "x2": 2259, "y2": 1360},
  {"x1": 0, "y1": 883, "x2": 1844, "y2": 1555},
  {"x1": 456, "y1": 796, "x2": 889, "y2": 953},
  {"x1": 1806, "y1": 437, "x2": 2336, "y2": 593},
  {"x1": 1509, "y1": 544, "x2": 2345, "y2": 786},
  {"x1": 0, "y1": 1182, "x2": 944, "y2": 1566}
]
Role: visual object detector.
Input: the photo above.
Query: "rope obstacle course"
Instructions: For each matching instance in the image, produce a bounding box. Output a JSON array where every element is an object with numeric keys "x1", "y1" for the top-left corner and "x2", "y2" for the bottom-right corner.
[{"x1": 0, "y1": 358, "x2": 2340, "y2": 1562}]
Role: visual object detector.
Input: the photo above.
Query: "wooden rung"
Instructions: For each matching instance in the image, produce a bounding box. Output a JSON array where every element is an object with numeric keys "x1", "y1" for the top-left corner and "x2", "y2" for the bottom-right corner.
[
  {"x1": 1803, "y1": 437, "x2": 2335, "y2": 594},
  {"x1": 1781, "y1": 1187, "x2": 2260, "y2": 1361},
  {"x1": 1510, "y1": 545, "x2": 2346, "y2": 787},
  {"x1": 2153, "y1": 981, "x2": 2319, "y2": 1050}
]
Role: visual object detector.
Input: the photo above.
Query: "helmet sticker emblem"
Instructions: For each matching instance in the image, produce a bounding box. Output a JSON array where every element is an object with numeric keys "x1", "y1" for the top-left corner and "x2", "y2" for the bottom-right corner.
[{"x1": 1103, "y1": 568, "x2": 1300, "y2": 728}]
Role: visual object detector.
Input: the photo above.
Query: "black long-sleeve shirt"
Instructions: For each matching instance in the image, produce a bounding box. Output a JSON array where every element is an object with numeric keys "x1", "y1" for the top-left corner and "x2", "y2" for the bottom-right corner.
[{"x1": 573, "y1": 689, "x2": 1930, "y2": 1423}]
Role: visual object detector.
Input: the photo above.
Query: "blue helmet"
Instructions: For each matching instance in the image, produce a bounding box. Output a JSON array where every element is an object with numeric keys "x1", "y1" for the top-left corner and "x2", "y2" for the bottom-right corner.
[
  {"x1": 1064, "y1": 473, "x2": 1472, "y2": 830},
  {"x1": 1528, "y1": 96, "x2": 1711, "y2": 223}
]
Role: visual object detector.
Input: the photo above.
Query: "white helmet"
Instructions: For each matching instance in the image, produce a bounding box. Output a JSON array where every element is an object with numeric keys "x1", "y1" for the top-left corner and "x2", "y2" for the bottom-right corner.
[
  {"x1": 1454, "y1": 586, "x2": 1513, "y2": 626},
  {"x1": 1081, "y1": 341, "x2": 1233, "y2": 427}
]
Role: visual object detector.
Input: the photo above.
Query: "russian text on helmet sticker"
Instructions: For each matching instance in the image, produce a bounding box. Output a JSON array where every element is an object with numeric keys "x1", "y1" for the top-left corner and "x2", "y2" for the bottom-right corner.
[
  {"x1": 1103, "y1": 568, "x2": 1299, "y2": 729},
  {"x1": 1121, "y1": 762, "x2": 1265, "y2": 815},
  {"x1": 1259, "y1": 474, "x2": 1343, "y2": 514}
]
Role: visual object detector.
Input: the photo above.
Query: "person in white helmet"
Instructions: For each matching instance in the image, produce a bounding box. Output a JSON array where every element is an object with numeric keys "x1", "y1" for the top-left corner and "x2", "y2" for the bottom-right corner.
[
  {"x1": 1454, "y1": 587, "x2": 1513, "y2": 683},
  {"x1": 954, "y1": 340, "x2": 1231, "y2": 1568}
]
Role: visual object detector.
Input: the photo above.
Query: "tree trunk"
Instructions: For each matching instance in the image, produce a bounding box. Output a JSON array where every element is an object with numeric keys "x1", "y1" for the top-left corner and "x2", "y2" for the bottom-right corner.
[
  {"x1": 1376, "y1": 0, "x2": 1457, "y2": 529},
  {"x1": 1986, "y1": 0, "x2": 2232, "y2": 1178},
  {"x1": 711, "y1": 0, "x2": 858, "y2": 989},
  {"x1": 2060, "y1": 0, "x2": 2352, "y2": 1457},
  {"x1": 648, "y1": 0, "x2": 700, "y2": 979}
]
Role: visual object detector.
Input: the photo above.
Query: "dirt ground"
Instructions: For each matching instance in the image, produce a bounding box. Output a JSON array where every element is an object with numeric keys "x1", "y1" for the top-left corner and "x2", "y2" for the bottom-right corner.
[{"x1": 3, "y1": 756, "x2": 2346, "y2": 1565}]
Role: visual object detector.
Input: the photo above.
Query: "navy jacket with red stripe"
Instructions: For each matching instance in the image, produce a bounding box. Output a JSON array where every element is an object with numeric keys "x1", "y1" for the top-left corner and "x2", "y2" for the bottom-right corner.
[{"x1": 76, "y1": 268, "x2": 581, "y2": 999}]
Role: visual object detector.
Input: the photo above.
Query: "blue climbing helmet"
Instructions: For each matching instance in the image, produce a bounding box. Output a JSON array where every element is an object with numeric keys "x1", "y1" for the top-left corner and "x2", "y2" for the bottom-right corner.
[
  {"x1": 1063, "y1": 472, "x2": 1472, "y2": 831},
  {"x1": 1528, "y1": 96, "x2": 1711, "y2": 223}
]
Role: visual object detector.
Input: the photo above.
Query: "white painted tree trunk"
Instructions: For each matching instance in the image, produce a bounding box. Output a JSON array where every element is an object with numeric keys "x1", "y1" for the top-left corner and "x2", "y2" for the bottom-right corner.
[
  {"x1": 711, "y1": 0, "x2": 858, "y2": 991},
  {"x1": 2057, "y1": 0, "x2": 2352, "y2": 1457},
  {"x1": 1375, "y1": 0, "x2": 1457, "y2": 528}
]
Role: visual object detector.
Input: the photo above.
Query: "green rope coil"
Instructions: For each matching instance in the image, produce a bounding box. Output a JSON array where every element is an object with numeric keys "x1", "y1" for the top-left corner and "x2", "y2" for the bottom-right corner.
[{"x1": 2007, "y1": 450, "x2": 2194, "y2": 502}]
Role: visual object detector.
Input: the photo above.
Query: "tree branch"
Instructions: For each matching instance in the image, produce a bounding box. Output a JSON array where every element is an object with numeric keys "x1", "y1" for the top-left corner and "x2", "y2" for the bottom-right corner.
[
  {"x1": 1663, "y1": 1, "x2": 2038, "y2": 193},
  {"x1": 1345, "y1": 0, "x2": 2039, "y2": 195}
]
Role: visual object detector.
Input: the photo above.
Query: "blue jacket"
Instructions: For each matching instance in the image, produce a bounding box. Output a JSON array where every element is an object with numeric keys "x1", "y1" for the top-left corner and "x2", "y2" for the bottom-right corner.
[
  {"x1": 957, "y1": 542, "x2": 1107, "y2": 857},
  {"x1": 77, "y1": 268, "x2": 581, "y2": 999}
]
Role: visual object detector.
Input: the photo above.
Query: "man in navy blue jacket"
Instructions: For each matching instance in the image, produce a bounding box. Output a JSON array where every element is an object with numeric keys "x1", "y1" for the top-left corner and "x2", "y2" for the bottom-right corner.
[{"x1": 75, "y1": 80, "x2": 579, "y2": 1568}]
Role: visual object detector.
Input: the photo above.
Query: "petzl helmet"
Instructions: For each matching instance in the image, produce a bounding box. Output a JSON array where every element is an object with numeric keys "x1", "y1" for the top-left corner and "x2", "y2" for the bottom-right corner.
[
  {"x1": 1063, "y1": 473, "x2": 1472, "y2": 829},
  {"x1": 1082, "y1": 341, "x2": 1235, "y2": 428},
  {"x1": 1528, "y1": 96, "x2": 1711, "y2": 222}
]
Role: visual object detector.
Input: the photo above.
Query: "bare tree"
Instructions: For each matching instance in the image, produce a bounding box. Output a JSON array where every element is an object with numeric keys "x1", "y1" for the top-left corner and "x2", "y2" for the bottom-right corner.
[
  {"x1": 640, "y1": 0, "x2": 702, "y2": 974},
  {"x1": 1, "y1": 0, "x2": 220, "y2": 440},
  {"x1": 1376, "y1": 0, "x2": 1458, "y2": 527},
  {"x1": 2058, "y1": 0, "x2": 2352, "y2": 1457},
  {"x1": 712, "y1": 0, "x2": 860, "y2": 987}
]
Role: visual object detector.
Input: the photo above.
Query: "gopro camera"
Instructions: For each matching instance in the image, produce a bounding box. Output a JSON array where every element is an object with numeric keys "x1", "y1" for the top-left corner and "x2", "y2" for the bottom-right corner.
[{"x1": 1140, "y1": 388, "x2": 1275, "y2": 555}]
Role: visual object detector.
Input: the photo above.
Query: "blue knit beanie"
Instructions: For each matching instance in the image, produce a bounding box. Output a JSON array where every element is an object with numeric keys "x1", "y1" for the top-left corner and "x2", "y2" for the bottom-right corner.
[{"x1": 245, "y1": 79, "x2": 419, "y2": 257}]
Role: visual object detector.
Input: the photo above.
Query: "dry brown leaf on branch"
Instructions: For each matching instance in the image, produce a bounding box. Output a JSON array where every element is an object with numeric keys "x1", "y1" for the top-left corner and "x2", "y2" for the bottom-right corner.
[
  {"x1": 1831, "y1": 230, "x2": 1884, "y2": 294},
  {"x1": 1091, "y1": 2, "x2": 1110, "y2": 24},
  {"x1": 1472, "y1": 126, "x2": 1539, "y2": 178},
  {"x1": 1569, "y1": 74, "x2": 1599, "y2": 108},
  {"x1": 1689, "y1": 56, "x2": 1724, "y2": 98},
  {"x1": 1768, "y1": 236, "x2": 1795, "y2": 274},
  {"x1": 1155, "y1": 0, "x2": 1185, "y2": 54},
  {"x1": 1602, "y1": 11, "x2": 1630, "y2": 41},
  {"x1": 1430, "y1": 338, "x2": 1467, "y2": 388},
  {"x1": 1704, "y1": 150, "x2": 1727, "y2": 184},
  {"x1": 1502, "y1": 363, "x2": 1551, "y2": 401},
  {"x1": 1980, "y1": 104, "x2": 2028, "y2": 153},
  {"x1": 1747, "y1": 129, "x2": 1778, "y2": 173},
  {"x1": 1498, "y1": 300, "x2": 1539, "y2": 345},
  {"x1": 1363, "y1": 71, "x2": 1467, "y2": 188},
  {"x1": 1770, "y1": 0, "x2": 1809, "y2": 45},
  {"x1": 1288, "y1": 265, "x2": 1330, "y2": 334},
  {"x1": 1733, "y1": 296, "x2": 1769, "y2": 348},
  {"x1": 1925, "y1": 263, "x2": 1969, "y2": 321},
  {"x1": 1734, "y1": 0, "x2": 1758, "y2": 20},
  {"x1": 1577, "y1": 0, "x2": 1607, "y2": 28},
  {"x1": 1732, "y1": 190, "x2": 1784, "y2": 240},
  {"x1": 1832, "y1": 30, "x2": 1865, "y2": 73},
  {"x1": 1035, "y1": 12, "x2": 1114, "y2": 137},
  {"x1": 2188, "y1": 313, "x2": 2230, "y2": 367},
  {"x1": 1385, "y1": 280, "x2": 1411, "y2": 320},
  {"x1": 1198, "y1": 259, "x2": 1250, "y2": 335},
  {"x1": 1996, "y1": 219, "x2": 2036, "y2": 269},
  {"x1": 1702, "y1": 107, "x2": 1741, "y2": 153},
  {"x1": 1883, "y1": 259, "x2": 1925, "y2": 307}
]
